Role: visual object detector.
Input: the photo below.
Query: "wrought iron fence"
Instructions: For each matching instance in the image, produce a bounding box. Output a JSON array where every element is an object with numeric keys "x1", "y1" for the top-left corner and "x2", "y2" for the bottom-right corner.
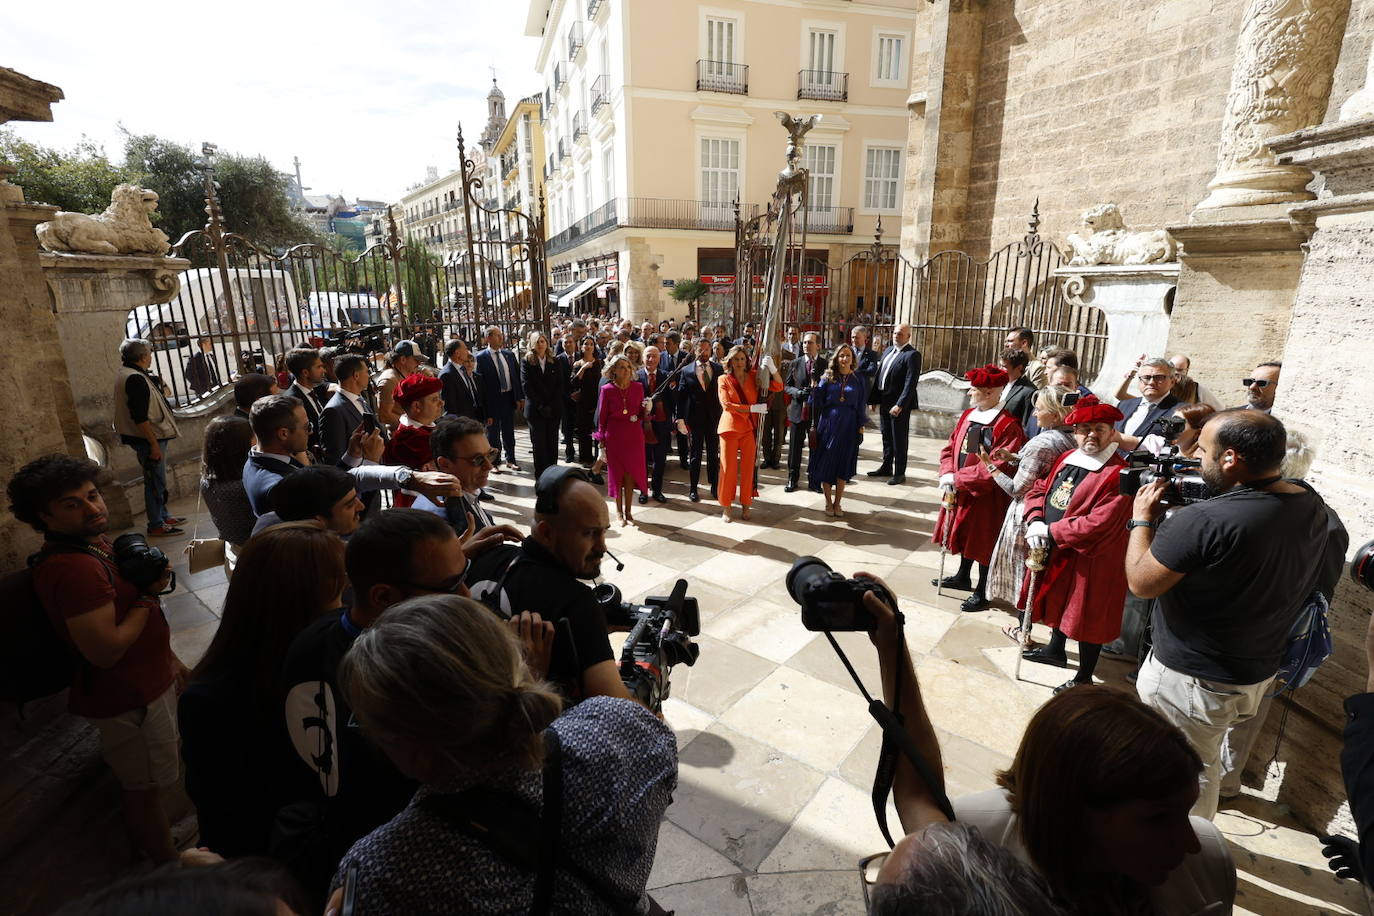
[
  {"x1": 798, "y1": 70, "x2": 848, "y2": 102},
  {"x1": 697, "y1": 60, "x2": 748, "y2": 94}
]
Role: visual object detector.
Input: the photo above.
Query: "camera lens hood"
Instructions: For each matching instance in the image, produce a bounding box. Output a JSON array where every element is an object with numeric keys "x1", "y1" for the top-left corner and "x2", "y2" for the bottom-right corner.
[{"x1": 1353, "y1": 539, "x2": 1374, "y2": 593}]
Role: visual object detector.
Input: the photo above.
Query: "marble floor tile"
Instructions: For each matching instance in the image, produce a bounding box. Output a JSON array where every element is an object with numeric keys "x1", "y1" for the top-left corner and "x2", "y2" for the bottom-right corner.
[
  {"x1": 702, "y1": 596, "x2": 819, "y2": 664},
  {"x1": 649, "y1": 874, "x2": 754, "y2": 916},
  {"x1": 162, "y1": 592, "x2": 216, "y2": 632},
  {"x1": 914, "y1": 655, "x2": 1045, "y2": 759},
  {"x1": 782, "y1": 629, "x2": 884, "y2": 698},
  {"x1": 170, "y1": 620, "x2": 217, "y2": 667},
  {"x1": 669, "y1": 722, "x2": 826, "y2": 870},
  {"x1": 670, "y1": 635, "x2": 777, "y2": 717},
  {"x1": 757, "y1": 776, "x2": 895, "y2": 873},
  {"x1": 648, "y1": 821, "x2": 744, "y2": 890},
  {"x1": 746, "y1": 870, "x2": 867, "y2": 916},
  {"x1": 682, "y1": 549, "x2": 790, "y2": 596},
  {"x1": 719, "y1": 667, "x2": 874, "y2": 772},
  {"x1": 661, "y1": 697, "x2": 717, "y2": 752}
]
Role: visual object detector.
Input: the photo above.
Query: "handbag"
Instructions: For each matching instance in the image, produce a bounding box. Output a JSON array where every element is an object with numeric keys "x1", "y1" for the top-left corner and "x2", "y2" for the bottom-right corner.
[{"x1": 183, "y1": 483, "x2": 225, "y2": 575}]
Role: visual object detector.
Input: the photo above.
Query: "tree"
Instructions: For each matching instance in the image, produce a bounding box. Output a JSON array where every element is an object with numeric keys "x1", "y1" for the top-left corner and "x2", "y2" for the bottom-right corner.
[
  {"x1": 670, "y1": 278, "x2": 709, "y2": 321},
  {"x1": 0, "y1": 129, "x2": 132, "y2": 213}
]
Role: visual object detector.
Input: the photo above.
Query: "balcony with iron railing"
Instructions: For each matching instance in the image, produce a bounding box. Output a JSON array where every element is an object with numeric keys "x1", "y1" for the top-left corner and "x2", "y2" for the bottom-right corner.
[
  {"x1": 798, "y1": 69, "x2": 848, "y2": 102},
  {"x1": 558, "y1": 139, "x2": 569, "y2": 161},
  {"x1": 568, "y1": 21, "x2": 584, "y2": 59},
  {"x1": 443, "y1": 200, "x2": 459, "y2": 212},
  {"x1": 591, "y1": 74, "x2": 609, "y2": 114},
  {"x1": 572, "y1": 111, "x2": 586, "y2": 142},
  {"x1": 587, "y1": 0, "x2": 604, "y2": 18},
  {"x1": 801, "y1": 205, "x2": 856, "y2": 234},
  {"x1": 501, "y1": 152, "x2": 519, "y2": 178},
  {"x1": 554, "y1": 62, "x2": 567, "y2": 91},
  {"x1": 696, "y1": 60, "x2": 748, "y2": 94},
  {"x1": 546, "y1": 197, "x2": 774, "y2": 256}
]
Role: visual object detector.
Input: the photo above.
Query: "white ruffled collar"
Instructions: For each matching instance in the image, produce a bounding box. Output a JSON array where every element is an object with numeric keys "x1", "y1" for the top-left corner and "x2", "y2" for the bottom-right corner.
[
  {"x1": 1064, "y1": 448, "x2": 1110, "y2": 471},
  {"x1": 968, "y1": 407, "x2": 1000, "y2": 424}
]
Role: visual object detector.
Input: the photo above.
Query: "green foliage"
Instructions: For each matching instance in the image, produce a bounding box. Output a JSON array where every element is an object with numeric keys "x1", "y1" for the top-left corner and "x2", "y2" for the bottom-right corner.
[
  {"x1": 670, "y1": 278, "x2": 709, "y2": 304},
  {"x1": 401, "y1": 244, "x2": 443, "y2": 320},
  {"x1": 0, "y1": 129, "x2": 132, "y2": 213}
]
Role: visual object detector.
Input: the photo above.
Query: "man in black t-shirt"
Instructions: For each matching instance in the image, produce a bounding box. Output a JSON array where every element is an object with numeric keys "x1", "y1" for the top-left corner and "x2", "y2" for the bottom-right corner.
[
  {"x1": 1125, "y1": 409, "x2": 1347, "y2": 818},
  {"x1": 466, "y1": 472, "x2": 633, "y2": 705}
]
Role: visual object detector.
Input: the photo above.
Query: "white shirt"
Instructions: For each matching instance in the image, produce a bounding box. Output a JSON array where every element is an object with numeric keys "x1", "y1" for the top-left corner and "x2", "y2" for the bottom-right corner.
[
  {"x1": 1125, "y1": 395, "x2": 1166, "y2": 437},
  {"x1": 878, "y1": 345, "x2": 906, "y2": 389}
]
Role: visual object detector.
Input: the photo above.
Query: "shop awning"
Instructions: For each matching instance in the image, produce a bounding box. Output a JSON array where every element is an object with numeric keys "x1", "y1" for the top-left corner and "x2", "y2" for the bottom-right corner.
[{"x1": 556, "y1": 276, "x2": 604, "y2": 311}]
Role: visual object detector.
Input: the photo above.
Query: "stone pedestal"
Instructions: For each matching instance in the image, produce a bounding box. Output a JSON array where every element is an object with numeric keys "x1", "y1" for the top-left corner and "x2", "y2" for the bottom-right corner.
[
  {"x1": 40, "y1": 251, "x2": 191, "y2": 529},
  {"x1": 1054, "y1": 264, "x2": 1179, "y2": 399}
]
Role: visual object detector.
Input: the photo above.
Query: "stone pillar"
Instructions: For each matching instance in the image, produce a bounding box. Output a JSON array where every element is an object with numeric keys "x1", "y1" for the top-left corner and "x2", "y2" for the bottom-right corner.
[
  {"x1": 1054, "y1": 264, "x2": 1179, "y2": 399},
  {"x1": 1195, "y1": 0, "x2": 1352, "y2": 211},
  {"x1": 904, "y1": 0, "x2": 986, "y2": 262}
]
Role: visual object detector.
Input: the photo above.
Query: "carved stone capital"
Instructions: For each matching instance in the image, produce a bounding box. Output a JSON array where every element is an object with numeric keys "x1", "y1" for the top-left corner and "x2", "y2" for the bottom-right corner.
[
  {"x1": 39, "y1": 252, "x2": 191, "y2": 313},
  {"x1": 1196, "y1": 0, "x2": 1352, "y2": 211}
]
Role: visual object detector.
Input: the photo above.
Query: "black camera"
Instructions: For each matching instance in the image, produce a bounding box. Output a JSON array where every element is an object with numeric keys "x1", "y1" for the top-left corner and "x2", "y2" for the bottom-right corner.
[
  {"x1": 593, "y1": 579, "x2": 700, "y2": 712},
  {"x1": 1118, "y1": 415, "x2": 1210, "y2": 506},
  {"x1": 112, "y1": 533, "x2": 173, "y2": 592},
  {"x1": 1353, "y1": 539, "x2": 1374, "y2": 592},
  {"x1": 787, "y1": 556, "x2": 897, "y2": 632}
]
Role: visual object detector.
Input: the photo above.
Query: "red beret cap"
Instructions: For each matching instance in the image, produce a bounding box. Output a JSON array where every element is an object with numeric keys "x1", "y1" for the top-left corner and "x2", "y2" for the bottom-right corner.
[
  {"x1": 965, "y1": 364, "x2": 1009, "y2": 388},
  {"x1": 393, "y1": 373, "x2": 443, "y2": 406},
  {"x1": 1064, "y1": 394, "x2": 1124, "y2": 426}
]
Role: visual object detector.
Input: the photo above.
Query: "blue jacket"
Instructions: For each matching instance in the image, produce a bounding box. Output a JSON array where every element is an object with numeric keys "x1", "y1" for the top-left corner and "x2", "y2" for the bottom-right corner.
[{"x1": 475, "y1": 347, "x2": 524, "y2": 404}]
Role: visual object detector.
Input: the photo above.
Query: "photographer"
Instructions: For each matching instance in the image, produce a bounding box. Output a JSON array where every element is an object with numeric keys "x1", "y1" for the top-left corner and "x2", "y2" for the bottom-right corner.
[
  {"x1": 1125, "y1": 409, "x2": 1348, "y2": 818},
  {"x1": 326, "y1": 595, "x2": 677, "y2": 915},
  {"x1": 7, "y1": 455, "x2": 187, "y2": 865},
  {"x1": 465, "y1": 467, "x2": 633, "y2": 704}
]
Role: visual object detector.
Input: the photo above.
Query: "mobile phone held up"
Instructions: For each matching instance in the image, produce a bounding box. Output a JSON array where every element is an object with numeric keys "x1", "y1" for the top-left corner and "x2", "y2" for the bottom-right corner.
[
  {"x1": 963, "y1": 425, "x2": 992, "y2": 456},
  {"x1": 341, "y1": 862, "x2": 359, "y2": 915}
]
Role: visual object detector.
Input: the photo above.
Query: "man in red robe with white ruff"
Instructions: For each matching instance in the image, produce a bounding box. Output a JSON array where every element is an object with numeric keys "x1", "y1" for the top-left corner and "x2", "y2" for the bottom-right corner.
[
  {"x1": 932, "y1": 364, "x2": 1028, "y2": 612},
  {"x1": 382, "y1": 373, "x2": 445, "y2": 507},
  {"x1": 1019, "y1": 395, "x2": 1133, "y2": 694}
]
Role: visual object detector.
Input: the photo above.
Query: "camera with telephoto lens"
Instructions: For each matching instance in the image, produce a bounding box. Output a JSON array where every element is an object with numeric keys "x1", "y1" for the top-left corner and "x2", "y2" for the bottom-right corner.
[
  {"x1": 111, "y1": 533, "x2": 173, "y2": 593},
  {"x1": 1118, "y1": 415, "x2": 1211, "y2": 506},
  {"x1": 788, "y1": 556, "x2": 898, "y2": 632},
  {"x1": 593, "y1": 579, "x2": 700, "y2": 712},
  {"x1": 1353, "y1": 540, "x2": 1374, "y2": 593}
]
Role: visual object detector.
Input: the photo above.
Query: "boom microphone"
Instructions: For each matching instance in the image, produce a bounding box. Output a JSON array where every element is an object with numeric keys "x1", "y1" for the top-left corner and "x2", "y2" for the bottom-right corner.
[{"x1": 604, "y1": 547, "x2": 626, "y2": 572}]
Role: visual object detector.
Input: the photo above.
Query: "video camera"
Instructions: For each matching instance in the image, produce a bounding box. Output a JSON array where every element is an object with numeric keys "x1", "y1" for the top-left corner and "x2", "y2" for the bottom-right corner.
[
  {"x1": 593, "y1": 579, "x2": 700, "y2": 712},
  {"x1": 1118, "y1": 415, "x2": 1210, "y2": 506},
  {"x1": 787, "y1": 556, "x2": 898, "y2": 632},
  {"x1": 329, "y1": 324, "x2": 388, "y2": 357}
]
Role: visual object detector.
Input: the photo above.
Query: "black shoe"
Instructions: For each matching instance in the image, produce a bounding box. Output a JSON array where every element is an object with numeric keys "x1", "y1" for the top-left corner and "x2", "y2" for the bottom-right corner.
[
  {"x1": 784, "y1": 481, "x2": 798, "y2": 493},
  {"x1": 652, "y1": 491, "x2": 667, "y2": 504},
  {"x1": 1021, "y1": 647, "x2": 1069, "y2": 668},
  {"x1": 679, "y1": 460, "x2": 689, "y2": 470},
  {"x1": 637, "y1": 493, "x2": 647, "y2": 505},
  {"x1": 689, "y1": 489, "x2": 700, "y2": 502},
  {"x1": 808, "y1": 484, "x2": 822, "y2": 493},
  {"x1": 959, "y1": 593, "x2": 989, "y2": 613},
  {"x1": 565, "y1": 453, "x2": 576, "y2": 463},
  {"x1": 1054, "y1": 679, "x2": 1092, "y2": 695},
  {"x1": 931, "y1": 575, "x2": 974, "y2": 591},
  {"x1": 589, "y1": 472, "x2": 606, "y2": 485},
  {"x1": 507, "y1": 461, "x2": 522, "y2": 472},
  {"x1": 866, "y1": 467, "x2": 893, "y2": 477},
  {"x1": 887, "y1": 475, "x2": 905, "y2": 486},
  {"x1": 478, "y1": 489, "x2": 496, "y2": 503}
]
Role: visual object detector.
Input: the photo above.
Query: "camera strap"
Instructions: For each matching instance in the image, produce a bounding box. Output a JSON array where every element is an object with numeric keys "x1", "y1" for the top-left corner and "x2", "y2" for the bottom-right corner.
[{"x1": 823, "y1": 614, "x2": 956, "y2": 848}]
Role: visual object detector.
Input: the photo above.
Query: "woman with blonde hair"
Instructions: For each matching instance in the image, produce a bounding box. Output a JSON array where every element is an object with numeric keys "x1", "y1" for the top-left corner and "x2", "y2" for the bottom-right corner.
[
  {"x1": 981, "y1": 386, "x2": 1079, "y2": 629},
  {"x1": 328, "y1": 595, "x2": 677, "y2": 915},
  {"x1": 717, "y1": 345, "x2": 783, "y2": 522},
  {"x1": 806, "y1": 342, "x2": 867, "y2": 518},
  {"x1": 593, "y1": 353, "x2": 649, "y2": 525},
  {"x1": 520, "y1": 329, "x2": 566, "y2": 479}
]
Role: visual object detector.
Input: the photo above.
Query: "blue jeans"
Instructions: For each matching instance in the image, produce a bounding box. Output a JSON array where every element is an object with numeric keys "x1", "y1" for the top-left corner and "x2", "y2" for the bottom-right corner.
[{"x1": 129, "y1": 438, "x2": 171, "y2": 528}]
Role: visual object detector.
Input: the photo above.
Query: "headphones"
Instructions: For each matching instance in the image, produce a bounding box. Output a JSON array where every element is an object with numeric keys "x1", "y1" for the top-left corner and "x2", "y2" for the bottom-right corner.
[{"x1": 534, "y1": 465, "x2": 593, "y2": 515}]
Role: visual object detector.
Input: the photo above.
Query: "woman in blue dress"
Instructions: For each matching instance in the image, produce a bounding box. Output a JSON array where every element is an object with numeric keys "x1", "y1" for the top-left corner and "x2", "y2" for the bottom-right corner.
[{"x1": 807, "y1": 342, "x2": 868, "y2": 519}]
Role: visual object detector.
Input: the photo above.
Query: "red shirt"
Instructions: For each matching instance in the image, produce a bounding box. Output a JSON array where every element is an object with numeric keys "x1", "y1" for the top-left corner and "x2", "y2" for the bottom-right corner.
[{"x1": 33, "y1": 538, "x2": 175, "y2": 718}]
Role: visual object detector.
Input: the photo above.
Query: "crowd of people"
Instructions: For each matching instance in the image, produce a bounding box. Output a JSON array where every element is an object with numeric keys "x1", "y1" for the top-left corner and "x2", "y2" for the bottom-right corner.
[{"x1": 4, "y1": 314, "x2": 1363, "y2": 915}]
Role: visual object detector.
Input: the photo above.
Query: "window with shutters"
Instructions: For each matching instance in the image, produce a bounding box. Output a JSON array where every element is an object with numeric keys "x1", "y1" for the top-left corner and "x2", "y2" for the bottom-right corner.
[
  {"x1": 804, "y1": 144, "x2": 836, "y2": 213},
  {"x1": 874, "y1": 32, "x2": 907, "y2": 85},
  {"x1": 863, "y1": 147, "x2": 901, "y2": 212},
  {"x1": 707, "y1": 17, "x2": 736, "y2": 70},
  {"x1": 808, "y1": 30, "x2": 836, "y2": 84},
  {"x1": 700, "y1": 137, "x2": 740, "y2": 207}
]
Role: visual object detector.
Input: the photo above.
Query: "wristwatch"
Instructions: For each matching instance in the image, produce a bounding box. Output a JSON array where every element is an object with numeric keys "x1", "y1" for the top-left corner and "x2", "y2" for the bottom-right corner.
[{"x1": 1126, "y1": 519, "x2": 1157, "y2": 530}]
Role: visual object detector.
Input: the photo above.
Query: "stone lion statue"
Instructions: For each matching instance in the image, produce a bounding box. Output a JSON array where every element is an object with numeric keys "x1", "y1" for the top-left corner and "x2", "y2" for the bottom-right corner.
[
  {"x1": 36, "y1": 184, "x2": 171, "y2": 256},
  {"x1": 1065, "y1": 203, "x2": 1176, "y2": 266}
]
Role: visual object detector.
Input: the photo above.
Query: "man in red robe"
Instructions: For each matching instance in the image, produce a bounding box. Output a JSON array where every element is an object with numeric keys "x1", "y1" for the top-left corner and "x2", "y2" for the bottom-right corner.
[
  {"x1": 383, "y1": 374, "x2": 445, "y2": 507},
  {"x1": 1020, "y1": 395, "x2": 1133, "y2": 694},
  {"x1": 932, "y1": 364, "x2": 1028, "y2": 612}
]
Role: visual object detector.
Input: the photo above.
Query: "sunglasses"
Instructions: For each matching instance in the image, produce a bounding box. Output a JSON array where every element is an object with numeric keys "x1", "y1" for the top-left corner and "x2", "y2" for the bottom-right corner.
[
  {"x1": 401, "y1": 573, "x2": 467, "y2": 595},
  {"x1": 1242, "y1": 378, "x2": 1273, "y2": 388},
  {"x1": 454, "y1": 449, "x2": 502, "y2": 468},
  {"x1": 1138, "y1": 374, "x2": 1171, "y2": 383}
]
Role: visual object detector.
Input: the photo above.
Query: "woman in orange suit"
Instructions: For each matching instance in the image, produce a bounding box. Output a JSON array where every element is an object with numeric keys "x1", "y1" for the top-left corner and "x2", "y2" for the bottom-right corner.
[{"x1": 717, "y1": 345, "x2": 783, "y2": 523}]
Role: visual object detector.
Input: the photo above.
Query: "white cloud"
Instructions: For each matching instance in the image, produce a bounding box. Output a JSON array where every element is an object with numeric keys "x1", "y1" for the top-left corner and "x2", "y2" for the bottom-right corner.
[{"x1": 1, "y1": 0, "x2": 543, "y2": 202}]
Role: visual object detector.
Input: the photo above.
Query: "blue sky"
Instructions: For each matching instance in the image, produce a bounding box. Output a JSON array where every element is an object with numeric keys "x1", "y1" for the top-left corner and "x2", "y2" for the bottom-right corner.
[{"x1": 2, "y1": 0, "x2": 543, "y2": 201}]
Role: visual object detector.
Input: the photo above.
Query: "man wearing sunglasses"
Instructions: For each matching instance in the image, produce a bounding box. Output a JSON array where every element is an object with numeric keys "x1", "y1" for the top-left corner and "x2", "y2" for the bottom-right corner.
[
  {"x1": 1114, "y1": 357, "x2": 1180, "y2": 450},
  {"x1": 414, "y1": 417, "x2": 524, "y2": 541},
  {"x1": 1240, "y1": 362, "x2": 1281, "y2": 414}
]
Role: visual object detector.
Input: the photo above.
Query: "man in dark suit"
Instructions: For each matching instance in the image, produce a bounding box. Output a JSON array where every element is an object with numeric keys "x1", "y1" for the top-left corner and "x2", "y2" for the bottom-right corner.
[
  {"x1": 439, "y1": 338, "x2": 487, "y2": 423},
  {"x1": 232, "y1": 372, "x2": 278, "y2": 420},
  {"x1": 783, "y1": 332, "x2": 827, "y2": 492},
  {"x1": 852, "y1": 325, "x2": 879, "y2": 428},
  {"x1": 1114, "y1": 357, "x2": 1180, "y2": 449},
  {"x1": 475, "y1": 326, "x2": 524, "y2": 472},
  {"x1": 184, "y1": 337, "x2": 220, "y2": 397},
  {"x1": 661, "y1": 331, "x2": 689, "y2": 467},
  {"x1": 284, "y1": 346, "x2": 329, "y2": 458},
  {"x1": 999, "y1": 349, "x2": 1037, "y2": 430},
  {"x1": 866, "y1": 322, "x2": 922, "y2": 485},
  {"x1": 637, "y1": 346, "x2": 673, "y2": 504},
  {"x1": 556, "y1": 335, "x2": 579, "y2": 463},
  {"x1": 674, "y1": 338, "x2": 722, "y2": 502},
  {"x1": 320, "y1": 354, "x2": 376, "y2": 466}
]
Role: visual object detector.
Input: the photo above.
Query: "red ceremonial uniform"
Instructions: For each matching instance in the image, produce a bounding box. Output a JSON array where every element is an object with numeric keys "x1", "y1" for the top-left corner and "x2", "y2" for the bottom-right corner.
[
  {"x1": 1020, "y1": 449, "x2": 1133, "y2": 644},
  {"x1": 933, "y1": 409, "x2": 1027, "y2": 565},
  {"x1": 382, "y1": 423, "x2": 433, "y2": 508}
]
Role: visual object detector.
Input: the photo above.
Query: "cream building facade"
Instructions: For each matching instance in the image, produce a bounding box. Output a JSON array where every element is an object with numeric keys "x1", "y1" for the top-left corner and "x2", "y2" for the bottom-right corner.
[
  {"x1": 397, "y1": 164, "x2": 468, "y2": 263},
  {"x1": 527, "y1": 0, "x2": 918, "y2": 322}
]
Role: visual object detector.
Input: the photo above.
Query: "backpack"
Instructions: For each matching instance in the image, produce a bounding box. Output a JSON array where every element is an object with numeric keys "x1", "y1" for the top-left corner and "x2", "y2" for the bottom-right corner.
[
  {"x1": 1268, "y1": 589, "x2": 1333, "y2": 697},
  {"x1": 0, "y1": 547, "x2": 95, "y2": 707}
]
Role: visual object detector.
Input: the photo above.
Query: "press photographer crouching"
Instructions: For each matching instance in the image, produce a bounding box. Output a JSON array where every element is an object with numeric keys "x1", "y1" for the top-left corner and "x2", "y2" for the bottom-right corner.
[
  {"x1": 787, "y1": 560, "x2": 1236, "y2": 913},
  {"x1": 1125, "y1": 409, "x2": 1348, "y2": 819},
  {"x1": 324, "y1": 595, "x2": 678, "y2": 915}
]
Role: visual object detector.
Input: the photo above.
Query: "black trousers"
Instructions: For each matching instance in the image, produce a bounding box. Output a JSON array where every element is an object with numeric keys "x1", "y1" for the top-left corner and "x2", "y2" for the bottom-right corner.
[
  {"x1": 879, "y1": 404, "x2": 911, "y2": 475},
  {"x1": 528, "y1": 413, "x2": 561, "y2": 479},
  {"x1": 676, "y1": 430, "x2": 689, "y2": 465},
  {"x1": 560, "y1": 401, "x2": 576, "y2": 459},
  {"x1": 786, "y1": 418, "x2": 811, "y2": 484},
  {"x1": 645, "y1": 421, "x2": 672, "y2": 493},
  {"x1": 761, "y1": 406, "x2": 785, "y2": 466},
  {"x1": 487, "y1": 392, "x2": 518, "y2": 464},
  {"x1": 688, "y1": 425, "x2": 720, "y2": 493}
]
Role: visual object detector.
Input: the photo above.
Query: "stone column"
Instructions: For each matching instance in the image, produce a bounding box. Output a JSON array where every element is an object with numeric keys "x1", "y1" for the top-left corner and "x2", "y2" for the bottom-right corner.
[
  {"x1": 1195, "y1": 0, "x2": 1352, "y2": 211},
  {"x1": 1053, "y1": 264, "x2": 1179, "y2": 399}
]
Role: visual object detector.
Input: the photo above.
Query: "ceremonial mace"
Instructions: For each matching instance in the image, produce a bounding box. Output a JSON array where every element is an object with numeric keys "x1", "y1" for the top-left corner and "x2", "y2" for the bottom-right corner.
[{"x1": 1012, "y1": 545, "x2": 1048, "y2": 682}]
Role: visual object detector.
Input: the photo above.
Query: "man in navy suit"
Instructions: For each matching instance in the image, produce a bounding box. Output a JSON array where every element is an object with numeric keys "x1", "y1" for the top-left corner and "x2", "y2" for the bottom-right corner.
[
  {"x1": 1114, "y1": 357, "x2": 1180, "y2": 449},
  {"x1": 438, "y1": 338, "x2": 487, "y2": 423},
  {"x1": 243, "y1": 395, "x2": 460, "y2": 517},
  {"x1": 637, "y1": 346, "x2": 673, "y2": 503},
  {"x1": 783, "y1": 332, "x2": 827, "y2": 492},
  {"x1": 674, "y1": 338, "x2": 722, "y2": 502},
  {"x1": 852, "y1": 325, "x2": 879, "y2": 429},
  {"x1": 284, "y1": 346, "x2": 329, "y2": 458},
  {"x1": 320, "y1": 354, "x2": 377, "y2": 465},
  {"x1": 866, "y1": 322, "x2": 922, "y2": 485},
  {"x1": 476, "y1": 326, "x2": 524, "y2": 472}
]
